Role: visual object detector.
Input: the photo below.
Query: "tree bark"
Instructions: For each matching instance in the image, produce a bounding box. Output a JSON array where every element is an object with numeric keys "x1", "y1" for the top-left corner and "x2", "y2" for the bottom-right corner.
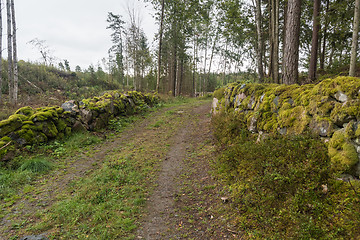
[
  {"x1": 11, "y1": 0, "x2": 18, "y2": 104},
  {"x1": 350, "y1": 0, "x2": 360, "y2": 76},
  {"x1": 156, "y1": 0, "x2": 165, "y2": 93},
  {"x1": 308, "y1": 0, "x2": 321, "y2": 82},
  {"x1": 0, "y1": 1, "x2": 3, "y2": 102},
  {"x1": 282, "y1": 0, "x2": 302, "y2": 85},
  {"x1": 255, "y1": 0, "x2": 264, "y2": 82},
  {"x1": 273, "y1": 0, "x2": 279, "y2": 83},
  {"x1": 6, "y1": 0, "x2": 14, "y2": 103},
  {"x1": 320, "y1": 0, "x2": 329, "y2": 70}
]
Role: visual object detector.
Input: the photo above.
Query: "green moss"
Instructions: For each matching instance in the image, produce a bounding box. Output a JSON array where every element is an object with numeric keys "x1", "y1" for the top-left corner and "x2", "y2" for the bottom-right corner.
[
  {"x1": 213, "y1": 87, "x2": 225, "y2": 100},
  {"x1": 355, "y1": 123, "x2": 360, "y2": 137},
  {"x1": 30, "y1": 108, "x2": 59, "y2": 122},
  {"x1": 35, "y1": 121, "x2": 58, "y2": 138},
  {"x1": 15, "y1": 129, "x2": 35, "y2": 144},
  {"x1": 65, "y1": 127, "x2": 72, "y2": 136},
  {"x1": 345, "y1": 121, "x2": 356, "y2": 139},
  {"x1": 1, "y1": 136, "x2": 11, "y2": 142},
  {"x1": 278, "y1": 106, "x2": 310, "y2": 134},
  {"x1": 56, "y1": 119, "x2": 67, "y2": 132},
  {"x1": 0, "y1": 114, "x2": 26, "y2": 136},
  {"x1": 328, "y1": 130, "x2": 359, "y2": 172},
  {"x1": 15, "y1": 106, "x2": 34, "y2": 116}
]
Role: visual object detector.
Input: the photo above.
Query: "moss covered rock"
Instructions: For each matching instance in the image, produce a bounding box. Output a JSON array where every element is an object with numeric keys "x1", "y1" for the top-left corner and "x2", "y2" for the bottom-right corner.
[{"x1": 215, "y1": 76, "x2": 360, "y2": 175}]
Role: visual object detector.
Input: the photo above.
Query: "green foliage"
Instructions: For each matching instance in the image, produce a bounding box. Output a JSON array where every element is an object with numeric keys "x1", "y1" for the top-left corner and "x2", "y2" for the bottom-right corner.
[
  {"x1": 212, "y1": 113, "x2": 360, "y2": 239},
  {"x1": 19, "y1": 157, "x2": 53, "y2": 173}
]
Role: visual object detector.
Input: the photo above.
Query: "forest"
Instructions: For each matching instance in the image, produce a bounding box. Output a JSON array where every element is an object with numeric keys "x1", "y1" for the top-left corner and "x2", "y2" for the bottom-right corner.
[{"x1": 1, "y1": 0, "x2": 360, "y2": 111}]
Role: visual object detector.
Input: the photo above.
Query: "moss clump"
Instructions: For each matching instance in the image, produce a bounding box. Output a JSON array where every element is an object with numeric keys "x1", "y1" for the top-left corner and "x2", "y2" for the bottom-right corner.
[
  {"x1": 0, "y1": 114, "x2": 27, "y2": 136},
  {"x1": 15, "y1": 106, "x2": 34, "y2": 116},
  {"x1": 328, "y1": 129, "x2": 359, "y2": 173},
  {"x1": 35, "y1": 121, "x2": 58, "y2": 138},
  {"x1": 278, "y1": 106, "x2": 310, "y2": 134},
  {"x1": 30, "y1": 108, "x2": 59, "y2": 122},
  {"x1": 213, "y1": 87, "x2": 225, "y2": 100}
]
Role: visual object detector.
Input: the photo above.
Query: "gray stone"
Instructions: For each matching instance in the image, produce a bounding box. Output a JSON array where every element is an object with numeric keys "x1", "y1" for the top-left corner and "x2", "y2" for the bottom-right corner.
[
  {"x1": 248, "y1": 116, "x2": 257, "y2": 133},
  {"x1": 20, "y1": 235, "x2": 49, "y2": 240},
  {"x1": 309, "y1": 119, "x2": 333, "y2": 137},
  {"x1": 234, "y1": 93, "x2": 247, "y2": 107},
  {"x1": 260, "y1": 94, "x2": 265, "y2": 103},
  {"x1": 72, "y1": 120, "x2": 87, "y2": 132},
  {"x1": 334, "y1": 91, "x2": 348, "y2": 103},
  {"x1": 288, "y1": 98, "x2": 294, "y2": 106},
  {"x1": 211, "y1": 98, "x2": 219, "y2": 115},
  {"x1": 240, "y1": 83, "x2": 246, "y2": 89},
  {"x1": 356, "y1": 145, "x2": 360, "y2": 154},
  {"x1": 247, "y1": 96, "x2": 256, "y2": 110},
  {"x1": 80, "y1": 108, "x2": 93, "y2": 124},
  {"x1": 61, "y1": 100, "x2": 79, "y2": 115},
  {"x1": 273, "y1": 96, "x2": 280, "y2": 107},
  {"x1": 278, "y1": 128, "x2": 287, "y2": 135}
]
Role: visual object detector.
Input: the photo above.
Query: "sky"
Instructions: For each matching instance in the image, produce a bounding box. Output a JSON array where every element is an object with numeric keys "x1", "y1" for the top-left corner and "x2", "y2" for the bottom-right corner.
[{"x1": 14, "y1": 0, "x2": 157, "y2": 71}]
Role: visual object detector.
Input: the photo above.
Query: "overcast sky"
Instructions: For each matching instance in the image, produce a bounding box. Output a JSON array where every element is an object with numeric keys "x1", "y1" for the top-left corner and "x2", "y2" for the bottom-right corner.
[{"x1": 14, "y1": 0, "x2": 157, "y2": 70}]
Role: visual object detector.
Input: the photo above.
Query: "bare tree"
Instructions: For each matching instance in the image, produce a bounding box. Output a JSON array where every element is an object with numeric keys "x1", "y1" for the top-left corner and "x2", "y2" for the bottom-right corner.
[
  {"x1": 6, "y1": 0, "x2": 13, "y2": 104},
  {"x1": 350, "y1": 0, "x2": 360, "y2": 76},
  {"x1": 11, "y1": 0, "x2": 18, "y2": 103}
]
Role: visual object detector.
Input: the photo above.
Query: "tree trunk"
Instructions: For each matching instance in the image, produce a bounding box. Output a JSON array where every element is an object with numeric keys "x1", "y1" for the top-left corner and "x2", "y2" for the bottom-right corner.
[
  {"x1": 255, "y1": 0, "x2": 264, "y2": 82},
  {"x1": 156, "y1": 0, "x2": 165, "y2": 93},
  {"x1": 350, "y1": 0, "x2": 360, "y2": 76},
  {"x1": 308, "y1": 0, "x2": 321, "y2": 82},
  {"x1": 11, "y1": 0, "x2": 18, "y2": 104},
  {"x1": 0, "y1": 1, "x2": 3, "y2": 102},
  {"x1": 320, "y1": 0, "x2": 329, "y2": 70},
  {"x1": 273, "y1": 0, "x2": 279, "y2": 83},
  {"x1": 6, "y1": 0, "x2": 14, "y2": 103},
  {"x1": 282, "y1": 0, "x2": 302, "y2": 85}
]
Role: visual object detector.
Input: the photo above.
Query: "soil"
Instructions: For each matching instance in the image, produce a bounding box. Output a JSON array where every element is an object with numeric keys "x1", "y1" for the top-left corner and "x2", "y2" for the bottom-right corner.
[{"x1": 0, "y1": 100, "x2": 241, "y2": 239}]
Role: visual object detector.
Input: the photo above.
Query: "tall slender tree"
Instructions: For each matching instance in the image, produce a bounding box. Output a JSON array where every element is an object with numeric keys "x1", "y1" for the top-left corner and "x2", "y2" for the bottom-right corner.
[
  {"x1": 11, "y1": 0, "x2": 18, "y2": 104},
  {"x1": 254, "y1": 0, "x2": 264, "y2": 82},
  {"x1": 350, "y1": 0, "x2": 360, "y2": 76},
  {"x1": 156, "y1": 0, "x2": 165, "y2": 93},
  {"x1": 283, "y1": 0, "x2": 302, "y2": 85},
  {"x1": 6, "y1": 0, "x2": 14, "y2": 103},
  {"x1": 308, "y1": 0, "x2": 321, "y2": 82}
]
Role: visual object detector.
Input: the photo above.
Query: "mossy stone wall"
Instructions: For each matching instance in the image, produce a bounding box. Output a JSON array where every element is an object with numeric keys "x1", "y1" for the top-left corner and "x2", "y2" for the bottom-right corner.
[
  {"x1": 212, "y1": 76, "x2": 360, "y2": 176},
  {"x1": 0, "y1": 91, "x2": 158, "y2": 160}
]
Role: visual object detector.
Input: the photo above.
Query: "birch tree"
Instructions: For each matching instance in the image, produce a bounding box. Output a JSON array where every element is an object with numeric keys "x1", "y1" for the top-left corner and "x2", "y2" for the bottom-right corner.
[
  {"x1": 6, "y1": 0, "x2": 14, "y2": 104},
  {"x1": 11, "y1": 0, "x2": 18, "y2": 103}
]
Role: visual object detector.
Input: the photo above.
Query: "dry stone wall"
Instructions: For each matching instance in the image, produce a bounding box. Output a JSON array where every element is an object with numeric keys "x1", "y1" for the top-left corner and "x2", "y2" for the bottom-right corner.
[
  {"x1": 0, "y1": 91, "x2": 158, "y2": 160},
  {"x1": 212, "y1": 77, "x2": 360, "y2": 177}
]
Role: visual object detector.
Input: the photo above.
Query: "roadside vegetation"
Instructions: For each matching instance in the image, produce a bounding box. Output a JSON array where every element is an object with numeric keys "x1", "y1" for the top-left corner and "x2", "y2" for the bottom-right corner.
[{"x1": 211, "y1": 112, "x2": 360, "y2": 239}]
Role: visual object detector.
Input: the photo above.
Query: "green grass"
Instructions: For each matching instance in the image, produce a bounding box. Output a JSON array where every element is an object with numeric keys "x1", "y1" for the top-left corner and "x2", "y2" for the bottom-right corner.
[{"x1": 212, "y1": 113, "x2": 360, "y2": 239}]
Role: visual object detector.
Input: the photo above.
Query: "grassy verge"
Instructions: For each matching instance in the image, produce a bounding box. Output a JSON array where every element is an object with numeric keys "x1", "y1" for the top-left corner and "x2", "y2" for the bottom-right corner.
[{"x1": 211, "y1": 112, "x2": 360, "y2": 239}]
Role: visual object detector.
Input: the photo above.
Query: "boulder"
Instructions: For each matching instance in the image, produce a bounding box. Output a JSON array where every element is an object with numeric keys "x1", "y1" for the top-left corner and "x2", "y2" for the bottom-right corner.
[{"x1": 61, "y1": 100, "x2": 79, "y2": 115}]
